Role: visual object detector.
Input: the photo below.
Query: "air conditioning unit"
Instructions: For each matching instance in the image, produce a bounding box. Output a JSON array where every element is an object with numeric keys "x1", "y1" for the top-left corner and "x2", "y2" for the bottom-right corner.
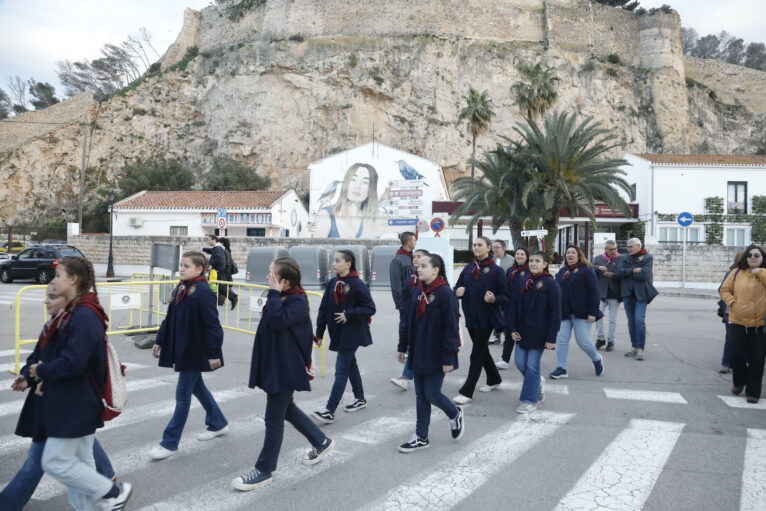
[{"x1": 129, "y1": 217, "x2": 144, "y2": 227}]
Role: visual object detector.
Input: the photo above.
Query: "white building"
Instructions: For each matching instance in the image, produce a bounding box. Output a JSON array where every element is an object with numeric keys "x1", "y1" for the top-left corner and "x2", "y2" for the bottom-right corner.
[
  {"x1": 622, "y1": 154, "x2": 766, "y2": 246},
  {"x1": 113, "y1": 190, "x2": 310, "y2": 238}
]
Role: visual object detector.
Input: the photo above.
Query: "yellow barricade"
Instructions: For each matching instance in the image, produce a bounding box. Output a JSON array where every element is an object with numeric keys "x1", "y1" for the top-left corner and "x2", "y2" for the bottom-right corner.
[{"x1": 10, "y1": 277, "x2": 328, "y2": 378}]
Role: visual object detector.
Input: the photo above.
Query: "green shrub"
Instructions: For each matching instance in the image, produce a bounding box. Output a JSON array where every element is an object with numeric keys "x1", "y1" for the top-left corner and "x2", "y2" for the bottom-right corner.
[
  {"x1": 607, "y1": 53, "x2": 620, "y2": 65},
  {"x1": 132, "y1": 107, "x2": 147, "y2": 116},
  {"x1": 228, "y1": 0, "x2": 266, "y2": 21},
  {"x1": 606, "y1": 68, "x2": 619, "y2": 78}
]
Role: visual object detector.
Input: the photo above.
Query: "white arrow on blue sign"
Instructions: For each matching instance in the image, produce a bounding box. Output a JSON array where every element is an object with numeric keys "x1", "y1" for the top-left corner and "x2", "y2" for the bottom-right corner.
[{"x1": 677, "y1": 212, "x2": 694, "y2": 227}]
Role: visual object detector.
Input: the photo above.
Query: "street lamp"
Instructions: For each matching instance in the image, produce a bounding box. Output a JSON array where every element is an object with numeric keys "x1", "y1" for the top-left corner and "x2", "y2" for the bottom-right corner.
[{"x1": 106, "y1": 191, "x2": 115, "y2": 278}]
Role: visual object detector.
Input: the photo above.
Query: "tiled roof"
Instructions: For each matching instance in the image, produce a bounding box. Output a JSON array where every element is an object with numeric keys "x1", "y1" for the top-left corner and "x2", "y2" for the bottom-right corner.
[
  {"x1": 115, "y1": 190, "x2": 288, "y2": 210},
  {"x1": 634, "y1": 154, "x2": 766, "y2": 166}
]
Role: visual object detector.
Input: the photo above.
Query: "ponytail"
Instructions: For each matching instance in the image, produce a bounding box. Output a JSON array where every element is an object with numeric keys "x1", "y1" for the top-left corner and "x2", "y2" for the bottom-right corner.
[
  {"x1": 428, "y1": 254, "x2": 449, "y2": 286},
  {"x1": 58, "y1": 256, "x2": 98, "y2": 308}
]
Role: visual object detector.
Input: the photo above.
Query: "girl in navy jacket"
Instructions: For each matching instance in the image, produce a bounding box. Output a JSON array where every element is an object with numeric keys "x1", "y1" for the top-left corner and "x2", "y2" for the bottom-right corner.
[
  {"x1": 31, "y1": 257, "x2": 131, "y2": 509},
  {"x1": 508, "y1": 251, "x2": 561, "y2": 413},
  {"x1": 496, "y1": 247, "x2": 530, "y2": 370},
  {"x1": 312, "y1": 250, "x2": 376, "y2": 424},
  {"x1": 397, "y1": 254, "x2": 464, "y2": 452},
  {"x1": 150, "y1": 251, "x2": 229, "y2": 461},
  {"x1": 232, "y1": 257, "x2": 334, "y2": 491},
  {"x1": 550, "y1": 245, "x2": 604, "y2": 380},
  {"x1": 453, "y1": 236, "x2": 507, "y2": 404}
]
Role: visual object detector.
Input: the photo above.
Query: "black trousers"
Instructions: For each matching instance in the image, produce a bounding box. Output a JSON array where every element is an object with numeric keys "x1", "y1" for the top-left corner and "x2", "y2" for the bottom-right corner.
[
  {"x1": 217, "y1": 274, "x2": 238, "y2": 305},
  {"x1": 727, "y1": 324, "x2": 766, "y2": 399},
  {"x1": 501, "y1": 330, "x2": 516, "y2": 363},
  {"x1": 459, "y1": 327, "x2": 502, "y2": 398}
]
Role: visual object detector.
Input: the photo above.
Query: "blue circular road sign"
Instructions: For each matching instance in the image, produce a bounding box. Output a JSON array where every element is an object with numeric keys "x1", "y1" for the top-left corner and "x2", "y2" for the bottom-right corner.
[{"x1": 677, "y1": 212, "x2": 694, "y2": 227}]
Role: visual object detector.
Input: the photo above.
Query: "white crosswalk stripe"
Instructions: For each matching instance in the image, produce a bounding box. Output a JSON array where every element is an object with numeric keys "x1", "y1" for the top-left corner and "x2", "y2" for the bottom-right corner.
[
  {"x1": 741, "y1": 428, "x2": 766, "y2": 511},
  {"x1": 603, "y1": 388, "x2": 688, "y2": 404},
  {"x1": 718, "y1": 395, "x2": 766, "y2": 410},
  {"x1": 0, "y1": 349, "x2": 31, "y2": 358},
  {"x1": 554, "y1": 419, "x2": 685, "y2": 511}
]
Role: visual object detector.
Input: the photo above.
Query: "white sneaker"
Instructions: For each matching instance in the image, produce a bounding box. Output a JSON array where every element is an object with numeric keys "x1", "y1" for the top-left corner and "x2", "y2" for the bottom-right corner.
[
  {"x1": 197, "y1": 425, "x2": 230, "y2": 441},
  {"x1": 495, "y1": 359, "x2": 510, "y2": 370},
  {"x1": 390, "y1": 377, "x2": 410, "y2": 391},
  {"x1": 538, "y1": 376, "x2": 546, "y2": 402},
  {"x1": 148, "y1": 445, "x2": 176, "y2": 460},
  {"x1": 453, "y1": 394, "x2": 472, "y2": 405},
  {"x1": 515, "y1": 401, "x2": 538, "y2": 414},
  {"x1": 100, "y1": 482, "x2": 132, "y2": 510},
  {"x1": 479, "y1": 384, "x2": 500, "y2": 393}
]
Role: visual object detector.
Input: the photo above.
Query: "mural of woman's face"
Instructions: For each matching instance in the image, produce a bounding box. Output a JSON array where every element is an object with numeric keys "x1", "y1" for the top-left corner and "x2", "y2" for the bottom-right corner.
[{"x1": 346, "y1": 167, "x2": 370, "y2": 203}]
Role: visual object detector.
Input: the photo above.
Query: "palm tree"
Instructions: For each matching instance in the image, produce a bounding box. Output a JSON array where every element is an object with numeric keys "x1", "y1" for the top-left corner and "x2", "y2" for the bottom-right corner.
[
  {"x1": 511, "y1": 61, "x2": 560, "y2": 121},
  {"x1": 516, "y1": 111, "x2": 632, "y2": 260}
]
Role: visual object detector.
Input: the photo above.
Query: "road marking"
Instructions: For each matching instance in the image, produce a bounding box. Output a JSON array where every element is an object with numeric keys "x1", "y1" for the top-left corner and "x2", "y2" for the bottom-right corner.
[
  {"x1": 365, "y1": 411, "x2": 573, "y2": 511},
  {"x1": 718, "y1": 395, "x2": 766, "y2": 410},
  {"x1": 453, "y1": 377, "x2": 569, "y2": 395},
  {"x1": 122, "y1": 362, "x2": 151, "y2": 370},
  {"x1": 554, "y1": 419, "x2": 685, "y2": 511},
  {"x1": 0, "y1": 349, "x2": 31, "y2": 358},
  {"x1": 604, "y1": 388, "x2": 687, "y2": 404},
  {"x1": 741, "y1": 429, "x2": 766, "y2": 511}
]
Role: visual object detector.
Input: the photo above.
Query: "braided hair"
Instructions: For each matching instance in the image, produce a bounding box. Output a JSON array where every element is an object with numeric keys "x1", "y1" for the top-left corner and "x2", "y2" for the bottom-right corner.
[
  {"x1": 58, "y1": 257, "x2": 97, "y2": 309},
  {"x1": 273, "y1": 256, "x2": 302, "y2": 288},
  {"x1": 427, "y1": 254, "x2": 449, "y2": 286}
]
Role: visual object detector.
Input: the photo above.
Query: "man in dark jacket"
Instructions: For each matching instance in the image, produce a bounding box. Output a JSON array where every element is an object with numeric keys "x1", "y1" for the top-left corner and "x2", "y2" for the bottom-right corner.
[
  {"x1": 389, "y1": 231, "x2": 416, "y2": 311},
  {"x1": 203, "y1": 235, "x2": 227, "y2": 305},
  {"x1": 615, "y1": 238, "x2": 659, "y2": 361},
  {"x1": 592, "y1": 240, "x2": 622, "y2": 352}
]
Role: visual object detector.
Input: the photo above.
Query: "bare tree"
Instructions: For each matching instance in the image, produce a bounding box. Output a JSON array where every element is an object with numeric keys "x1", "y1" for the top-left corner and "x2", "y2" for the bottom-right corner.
[
  {"x1": 139, "y1": 28, "x2": 161, "y2": 59},
  {"x1": 7, "y1": 76, "x2": 28, "y2": 113},
  {"x1": 681, "y1": 27, "x2": 698, "y2": 55}
]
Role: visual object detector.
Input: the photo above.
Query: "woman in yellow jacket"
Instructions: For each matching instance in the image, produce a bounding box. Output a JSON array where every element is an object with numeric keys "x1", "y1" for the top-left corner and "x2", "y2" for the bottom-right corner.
[{"x1": 719, "y1": 244, "x2": 766, "y2": 403}]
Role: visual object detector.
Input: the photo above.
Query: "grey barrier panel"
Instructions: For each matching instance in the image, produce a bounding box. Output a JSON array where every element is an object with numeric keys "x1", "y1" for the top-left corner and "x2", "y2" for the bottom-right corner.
[
  {"x1": 330, "y1": 245, "x2": 370, "y2": 284},
  {"x1": 288, "y1": 246, "x2": 328, "y2": 288},
  {"x1": 150, "y1": 244, "x2": 180, "y2": 272},
  {"x1": 245, "y1": 246, "x2": 289, "y2": 285},
  {"x1": 369, "y1": 245, "x2": 399, "y2": 287}
]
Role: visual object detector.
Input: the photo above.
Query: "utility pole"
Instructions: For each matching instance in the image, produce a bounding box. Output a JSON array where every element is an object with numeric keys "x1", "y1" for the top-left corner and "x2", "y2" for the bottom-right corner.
[
  {"x1": 279, "y1": 165, "x2": 284, "y2": 238},
  {"x1": 77, "y1": 114, "x2": 88, "y2": 226}
]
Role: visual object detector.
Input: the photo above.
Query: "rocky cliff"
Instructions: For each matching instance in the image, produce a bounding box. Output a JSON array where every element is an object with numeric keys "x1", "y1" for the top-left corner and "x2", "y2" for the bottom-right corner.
[{"x1": 1, "y1": 0, "x2": 765, "y2": 225}]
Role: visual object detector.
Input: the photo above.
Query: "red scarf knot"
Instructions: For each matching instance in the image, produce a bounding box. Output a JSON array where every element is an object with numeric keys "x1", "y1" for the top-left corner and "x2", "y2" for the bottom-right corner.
[
  {"x1": 38, "y1": 308, "x2": 66, "y2": 350},
  {"x1": 333, "y1": 270, "x2": 359, "y2": 304},
  {"x1": 562, "y1": 262, "x2": 580, "y2": 280},
  {"x1": 631, "y1": 248, "x2": 648, "y2": 262},
  {"x1": 508, "y1": 264, "x2": 529, "y2": 283},
  {"x1": 522, "y1": 271, "x2": 551, "y2": 294},
  {"x1": 471, "y1": 258, "x2": 494, "y2": 280},
  {"x1": 407, "y1": 273, "x2": 419, "y2": 289},
  {"x1": 396, "y1": 248, "x2": 413, "y2": 261},
  {"x1": 602, "y1": 251, "x2": 620, "y2": 264},
  {"x1": 416, "y1": 277, "x2": 448, "y2": 319},
  {"x1": 175, "y1": 275, "x2": 207, "y2": 304}
]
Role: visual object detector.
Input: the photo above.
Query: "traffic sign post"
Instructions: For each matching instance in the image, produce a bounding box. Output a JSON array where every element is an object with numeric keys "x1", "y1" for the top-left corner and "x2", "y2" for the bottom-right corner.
[
  {"x1": 430, "y1": 217, "x2": 445, "y2": 237},
  {"x1": 677, "y1": 212, "x2": 694, "y2": 288},
  {"x1": 218, "y1": 216, "x2": 227, "y2": 232}
]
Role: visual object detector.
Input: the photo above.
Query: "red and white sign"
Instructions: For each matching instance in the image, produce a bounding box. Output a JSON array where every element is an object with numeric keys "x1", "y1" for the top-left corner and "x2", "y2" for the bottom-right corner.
[{"x1": 218, "y1": 217, "x2": 226, "y2": 230}]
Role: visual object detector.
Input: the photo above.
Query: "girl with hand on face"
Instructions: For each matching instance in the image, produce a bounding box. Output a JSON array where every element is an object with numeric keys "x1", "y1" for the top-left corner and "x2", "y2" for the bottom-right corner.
[
  {"x1": 312, "y1": 250, "x2": 376, "y2": 424},
  {"x1": 397, "y1": 254, "x2": 464, "y2": 452},
  {"x1": 232, "y1": 257, "x2": 334, "y2": 491},
  {"x1": 496, "y1": 248, "x2": 530, "y2": 371},
  {"x1": 149, "y1": 251, "x2": 229, "y2": 461},
  {"x1": 0, "y1": 283, "x2": 117, "y2": 511},
  {"x1": 452, "y1": 236, "x2": 507, "y2": 404},
  {"x1": 508, "y1": 252, "x2": 561, "y2": 413},
  {"x1": 31, "y1": 257, "x2": 131, "y2": 511},
  {"x1": 550, "y1": 245, "x2": 604, "y2": 380}
]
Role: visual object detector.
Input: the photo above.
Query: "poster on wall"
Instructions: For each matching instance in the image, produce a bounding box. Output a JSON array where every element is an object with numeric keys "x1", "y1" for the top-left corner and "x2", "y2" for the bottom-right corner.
[{"x1": 308, "y1": 142, "x2": 449, "y2": 239}]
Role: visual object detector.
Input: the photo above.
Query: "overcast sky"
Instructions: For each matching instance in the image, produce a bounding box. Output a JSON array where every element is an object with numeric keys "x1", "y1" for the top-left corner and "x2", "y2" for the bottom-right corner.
[{"x1": 1, "y1": 0, "x2": 764, "y2": 99}]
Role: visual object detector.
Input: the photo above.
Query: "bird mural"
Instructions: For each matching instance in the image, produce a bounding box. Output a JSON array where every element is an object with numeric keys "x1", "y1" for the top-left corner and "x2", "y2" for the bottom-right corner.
[
  {"x1": 316, "y1": 180, "x2": 342, "y2": 210},
  {"x1": 396, "y1": 160, "x2": 429, "y2": 186}
]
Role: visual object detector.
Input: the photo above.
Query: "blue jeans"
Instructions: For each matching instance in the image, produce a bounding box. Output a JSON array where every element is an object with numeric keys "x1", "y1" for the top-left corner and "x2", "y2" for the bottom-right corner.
[
  {"x1": 326, "y1": 349, "x2": 364, "y2": 413},
  {"x1": 0, "y1": 439, "x2": 114, "y2": 511},
  {"x1": 556, "y1": 316, "x2": 601, "y2": 369},
  {"x1": 514, "y1": 346, "x2": 543, "y2": 404},
  {"x1": 623, "y1": 298, "x2": 648, "y2": 349},
  {"x1": 413, "y1": 373, "x2": 458, "y2": 439},
  {"x1": 41, "y1": 436, "x2": 114, "y2": 511},
  {"x1": 722, "y1": 322, "x2": 730, "y2": 366},
  {"x1": 256, "y1": 390, "x2": 328, "y2": 474},
  {"x1": 402, "y1": 354, "x2": 414, "y2": 379},
  {"x1": 161, "y1": 371, "x2": 228, "y2": 450}
]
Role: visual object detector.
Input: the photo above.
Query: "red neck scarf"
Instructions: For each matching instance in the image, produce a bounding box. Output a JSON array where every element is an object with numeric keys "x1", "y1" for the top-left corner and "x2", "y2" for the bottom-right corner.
[
  {"x1": 416, "y1": 277, "x2": 448, "y2": 319},
  {"x1": 40, "y1": 293, "x2": 109, "y2": 350},
  {"x1": 334, "y1": 270, "x2": 359, "y2": 304},
  {"x1": 631, "y1": 248, "x2": 648, "y2": 262},
  {"x1": 397, "y1": 248, "x2": 413, "y2": 261},
  {"x1": 407, "y1": 272, "x2": 419, "y2": 289},
  {"x1": 508, "y1": 264, "x2": 529, "y2": 282},
  {"x1": 522, "y1": 270, "x2": 551, "y2": 293},
  {"x1": 562, "y1": 262, "x2": 580, "y2": 280},
  {"x1": 602, "y1": 251, "x2": 619, "y2": 264},
  {"x1": 175, "y1": 275, "x2": 207, "y2": 304},
  {"x1": 281, "y1": 285, "x2": 306, "y2": 298},
  {"x1": 471, "y1": 257, "x2": 494, "y2": 280},
  {"x1": 38, "y1": 308, "x2": 67, "y2": 350}
]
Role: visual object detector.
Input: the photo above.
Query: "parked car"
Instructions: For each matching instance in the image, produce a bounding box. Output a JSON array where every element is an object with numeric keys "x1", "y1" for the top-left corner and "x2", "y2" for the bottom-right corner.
[
  {"x1": 0, "y1": 253, "x2": 9, "y2": 261},
  {"x1": 0, "y1": 245, "x2": 85, "y2": 284},
  {"x1": 42, "y1": 239, "x2": 68, "y2": 245},
  {"x1": 0, "y1": 241, "x2": 26, "y2": 253}
]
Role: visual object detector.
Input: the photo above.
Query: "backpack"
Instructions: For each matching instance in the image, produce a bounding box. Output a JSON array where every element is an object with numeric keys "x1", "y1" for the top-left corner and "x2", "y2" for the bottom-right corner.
[
  {"x1": 226, "y1": 250, "x2": 239, "y2": 275},
  {"x1": 88, "y1": 336, "x2": 128, "y2": 421}
]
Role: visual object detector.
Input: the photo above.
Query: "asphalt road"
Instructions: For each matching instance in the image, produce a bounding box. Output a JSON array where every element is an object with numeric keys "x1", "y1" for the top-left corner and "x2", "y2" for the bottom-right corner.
[{"x1": 0, "y1": 281, "x2": 763, "y2": 511}]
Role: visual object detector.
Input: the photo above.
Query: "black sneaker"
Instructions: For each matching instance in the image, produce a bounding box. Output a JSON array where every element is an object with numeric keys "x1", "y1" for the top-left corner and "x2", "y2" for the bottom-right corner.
[
  {"x1": 100, "y1": 482, "x2": 132, "y2": 510},
  {"x1": 399, "y1": 434, "x2": 430, "y2": 453},
  {"x1": 605, "y1": 342, "x2": 615, "y2": 352},
  {"x1": 344, "y1": 398, "x2": 367, "y2": 412},
  {"x1": 311, "y1": 410, "x2": 335, "y2": 424},
  {"x1": 595, "y1": 339, "x2": 606, "y2": 350},
  {"x1": 230, "y1": 295, "x2": 238, "y2": 310},
  {"x1": 302, "y1": 437, "x2": 335, "y2": 465},
  {"x1": 231, "y1": 468, "x2": 272, "y2": 491},
  {"x1": 449, "y1": 406, "x2": 464, "y2": 440}
]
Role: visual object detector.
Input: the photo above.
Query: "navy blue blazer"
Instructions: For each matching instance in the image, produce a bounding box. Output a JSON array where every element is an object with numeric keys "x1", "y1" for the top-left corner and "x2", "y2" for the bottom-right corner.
[
  {"x1": 615, "y1": 252, "x2": 659, "y2": 303},
  {"x1": 16, "y1": 329, "x2": 63, "y2": 441},
  {"x1": 316, "y1": 276, "x2": 376, "y2": 351},
  {"x1": 205, "y1": 245, "x2": 226, "y2": 273},
  {"x1": 504, "y1": 266, "x2": 530, "y2": 321},
  {"x1": 555, "y1": 264, "x2": 601, "y2": 320},
  {"x1": 398, "y1": 285, "x2": 460, "y2": 375},
  {"x1": 454, "y1": 258, "x2": 507, "y2": 329},
  {"x1": 507, "y1": 274, "x2": 562, "y2": 350},
  {"x1": 249, "y1": 290, "x2": 313, "y2": 394},
  {"x1": 155, "y1": 280, "x2": 224, "y2": 372},
  {"x1": 34, "y1": 307, "x2": 107, "y2": 438}
]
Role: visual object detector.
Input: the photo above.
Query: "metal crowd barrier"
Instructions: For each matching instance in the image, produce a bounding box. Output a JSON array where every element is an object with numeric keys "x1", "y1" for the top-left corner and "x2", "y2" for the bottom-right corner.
[{"x1": 9, "y1": 277, "x2": 328, "y2": 378}]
